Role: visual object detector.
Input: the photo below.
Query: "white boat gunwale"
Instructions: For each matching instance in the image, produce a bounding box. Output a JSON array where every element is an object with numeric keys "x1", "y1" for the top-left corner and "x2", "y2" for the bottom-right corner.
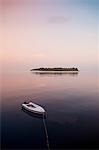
[{"x1": 22, "y1": 102, "x2": 45, "y2": 115}]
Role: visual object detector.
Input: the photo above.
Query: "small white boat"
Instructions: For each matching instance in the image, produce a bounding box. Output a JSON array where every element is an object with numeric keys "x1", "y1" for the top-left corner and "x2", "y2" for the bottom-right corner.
[{"x1": 22, "y1": 102, "x2": 45, "y2": 115}]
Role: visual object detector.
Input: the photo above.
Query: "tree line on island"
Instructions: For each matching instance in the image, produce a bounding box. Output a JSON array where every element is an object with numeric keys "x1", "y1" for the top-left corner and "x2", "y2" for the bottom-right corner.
[{"x1": 30, "y1": 67, "x2": 79, "y2": 71}]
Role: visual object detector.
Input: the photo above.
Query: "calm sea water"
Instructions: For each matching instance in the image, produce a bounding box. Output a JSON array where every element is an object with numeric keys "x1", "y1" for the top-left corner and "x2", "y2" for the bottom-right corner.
[{"x1": 1, "y1": 70, "x2": 99, "y2": 149}]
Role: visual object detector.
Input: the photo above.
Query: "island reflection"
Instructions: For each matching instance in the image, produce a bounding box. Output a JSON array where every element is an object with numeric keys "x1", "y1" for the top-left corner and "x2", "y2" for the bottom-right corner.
[{"x1": 31, "y1": 71, "x2": 79, "y2": 76}]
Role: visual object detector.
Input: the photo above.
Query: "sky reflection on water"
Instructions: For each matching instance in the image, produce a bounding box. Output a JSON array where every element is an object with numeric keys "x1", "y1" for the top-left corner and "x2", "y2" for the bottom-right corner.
[{"x1": 1, "y1": 70, "x2": 99, "y2": 149}]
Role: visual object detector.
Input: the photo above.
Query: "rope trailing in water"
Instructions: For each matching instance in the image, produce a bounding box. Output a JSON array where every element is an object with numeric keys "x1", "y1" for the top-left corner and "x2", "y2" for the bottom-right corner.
[{"x1": 42, "y1": 113, "x2": 50, "y2": 150}]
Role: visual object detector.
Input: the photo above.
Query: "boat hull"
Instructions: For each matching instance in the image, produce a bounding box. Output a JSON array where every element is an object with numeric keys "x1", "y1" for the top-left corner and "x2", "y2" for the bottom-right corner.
[{"x1": 22, "y1": 102, "x2": 45, "y2": 115}]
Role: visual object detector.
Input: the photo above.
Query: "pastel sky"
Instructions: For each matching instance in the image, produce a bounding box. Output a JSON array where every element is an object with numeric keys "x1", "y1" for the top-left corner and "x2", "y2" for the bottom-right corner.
[{"x1": 0, "y1": 0, "x2": 99, "y2": 71}]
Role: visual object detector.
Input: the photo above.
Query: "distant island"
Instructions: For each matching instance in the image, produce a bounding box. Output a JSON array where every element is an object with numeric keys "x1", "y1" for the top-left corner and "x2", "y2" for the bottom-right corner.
[{"x1": 30, "y1": 67, "x2": 79, "y2": 71}]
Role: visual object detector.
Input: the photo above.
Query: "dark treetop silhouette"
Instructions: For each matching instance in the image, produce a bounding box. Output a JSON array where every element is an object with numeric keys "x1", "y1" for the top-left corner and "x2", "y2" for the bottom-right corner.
[{"x1": 30, "y1": 67, "x2": 79, "y2": 71}]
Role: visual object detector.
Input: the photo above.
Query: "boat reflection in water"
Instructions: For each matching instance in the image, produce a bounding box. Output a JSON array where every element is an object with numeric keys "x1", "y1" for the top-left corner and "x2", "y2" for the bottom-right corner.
[
  {"x1": 31, "y1": 71, "x2": 79, "y2": 76},
  {"x1": 21, "y1": 106, "x2": 49, "y2": 149},
  {"x1": 21, "y1": 107, "x2": 46, "y2": 119}
]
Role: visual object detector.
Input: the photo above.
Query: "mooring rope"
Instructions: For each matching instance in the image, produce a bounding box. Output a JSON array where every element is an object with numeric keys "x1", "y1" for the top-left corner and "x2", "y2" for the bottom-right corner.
[{"x1": 42, "y1": 113, "x2": 50, "y2": 150}]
